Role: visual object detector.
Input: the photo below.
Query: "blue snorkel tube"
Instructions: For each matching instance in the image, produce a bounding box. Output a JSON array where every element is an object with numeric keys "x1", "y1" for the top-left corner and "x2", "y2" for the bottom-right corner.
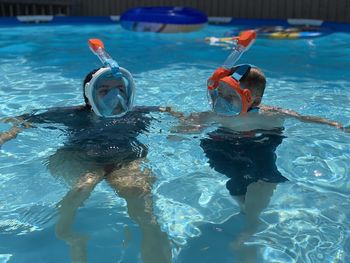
[
  {"x1": 88, "y1": 39, "x2": 121, "y2": 75},
  {"x1": 86, "y1": 39, "x2": 135, "y2": 118}
]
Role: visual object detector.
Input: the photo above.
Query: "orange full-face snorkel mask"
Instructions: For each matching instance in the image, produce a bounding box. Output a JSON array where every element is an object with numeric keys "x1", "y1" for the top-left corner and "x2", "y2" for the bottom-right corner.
[
  {"x1": 207, "y1": 65, "x2": 252, "y2": 116},
  {"x1": 207, "y1": 30, "x2": 256, "y2": 116}
]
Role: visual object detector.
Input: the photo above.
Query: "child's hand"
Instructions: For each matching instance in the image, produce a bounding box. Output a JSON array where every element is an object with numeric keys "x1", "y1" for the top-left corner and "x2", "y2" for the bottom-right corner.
[
  {"x1": 333, "y1": 122, "x2": 343, "y2": 129},
  {"x1": 160, "y1": 107, "x2": 185, "y2": 119},
  {"x1": 159, "y1": 106, "x2": 172, "y2": 113}
]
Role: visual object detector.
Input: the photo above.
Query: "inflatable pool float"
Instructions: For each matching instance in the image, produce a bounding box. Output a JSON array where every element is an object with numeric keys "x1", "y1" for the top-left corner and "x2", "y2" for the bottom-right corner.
[
  {"x1": 120, "y1": 6, "x2": 207, "y2": 33},
  {"x1": 263, "y1": 29, "x2": 331, "y2": 39},
  {"x1": 224, "y1": 26, "x2": 332, "y2": 39}
]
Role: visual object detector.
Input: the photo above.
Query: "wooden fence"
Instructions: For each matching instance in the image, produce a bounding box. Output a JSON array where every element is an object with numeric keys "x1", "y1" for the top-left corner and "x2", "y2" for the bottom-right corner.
[
  {"x1": 0, "y1": 0, "x2": 74, "y2": 16},
  {"x1": 1, "y1": 0, "x2": 349, "y2": 23}
]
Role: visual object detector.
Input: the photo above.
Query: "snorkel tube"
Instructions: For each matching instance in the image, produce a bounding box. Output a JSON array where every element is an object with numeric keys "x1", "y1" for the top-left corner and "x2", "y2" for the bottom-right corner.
[
  {"x1": 88, "y1": 39, "x2": 120, "y2": 74},
  {"x1": 207, "y1": 30, "x2": 256, "y2": 90},
  {"x1": 222, "y1": 30, "x2": 256, "y2": 69}
]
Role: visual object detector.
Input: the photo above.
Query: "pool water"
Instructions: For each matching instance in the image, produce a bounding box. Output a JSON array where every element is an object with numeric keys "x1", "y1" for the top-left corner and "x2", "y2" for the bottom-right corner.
[{"x1": 0, "y1": 24, "x2": 350, "y2": 263}]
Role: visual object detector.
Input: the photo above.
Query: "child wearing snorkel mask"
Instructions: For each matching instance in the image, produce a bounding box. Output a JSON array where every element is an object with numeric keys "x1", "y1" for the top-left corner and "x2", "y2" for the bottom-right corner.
[
  {"x1": 203, "y1": 30, "x2": 347, "y2": 129},
  {"x1": 170, "y1": 30, "x2": 349, "y2": 261},
  {"x1": 0, "y1": 39, "x2": 172, "y2": 263},
  {"x1": 209, "y1": 64, "x2": 266, "y2": 116},
  {"x1": 170, "y1": 30, "x2": 349, "y2": 131}
]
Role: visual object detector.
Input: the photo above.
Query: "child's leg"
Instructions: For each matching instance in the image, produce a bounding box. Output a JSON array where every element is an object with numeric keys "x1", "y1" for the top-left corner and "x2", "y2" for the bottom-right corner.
[
  {"x1": 244, "y1": 181, "x2": 277, "y2": 228},
  {"x1": 54, "y1": 170, "x2": 104, "y2": 263},
  {"x1": 106, "y1": 160, "x2": 172, "y2": 263},
  {"x1": 231, "y1": 181, "x2": 277, "y2": 263}
]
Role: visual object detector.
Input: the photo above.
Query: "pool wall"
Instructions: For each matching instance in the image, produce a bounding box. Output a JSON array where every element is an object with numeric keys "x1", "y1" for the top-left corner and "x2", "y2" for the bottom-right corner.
[
  {"x1": 0, "y1": 16, "x2": 350, "y2": 32},
  {"x1": 1, "y1": 0, "x2": 349, "y2": 23}
]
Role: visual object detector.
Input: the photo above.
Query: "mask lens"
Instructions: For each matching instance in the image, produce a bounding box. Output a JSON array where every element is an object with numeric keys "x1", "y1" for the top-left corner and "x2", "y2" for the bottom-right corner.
[
  {"x1": 208, "y1": 82, "x2": 242, "y2": 116},
  {"x1": 91, "y1": 71, "x2": 130, "y2": 117}
]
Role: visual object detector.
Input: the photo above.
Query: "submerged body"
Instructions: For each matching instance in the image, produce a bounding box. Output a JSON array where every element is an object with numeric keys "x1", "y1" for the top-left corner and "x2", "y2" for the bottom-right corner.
[
  {"x1": 22, "y1": 105, "x2": 155, "y2": 166},
  {"x1": 173, "y1": 106, "x2": 287, "y2": 193},
  {"x1": 3, "y1": 105, "x2": 172, "y2": 263},
  {"x1": 201, "y1": 126, "x2": 286, "y2": 196}
]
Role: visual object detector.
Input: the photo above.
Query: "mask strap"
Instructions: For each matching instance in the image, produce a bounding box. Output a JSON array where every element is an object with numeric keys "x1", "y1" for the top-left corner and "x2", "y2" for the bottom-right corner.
[{"x1": 231, "y1": 64, "x2": 251, "y2": 82}]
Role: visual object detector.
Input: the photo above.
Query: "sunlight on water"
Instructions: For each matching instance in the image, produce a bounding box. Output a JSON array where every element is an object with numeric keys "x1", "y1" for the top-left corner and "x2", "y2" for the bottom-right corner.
[{"x1": 0, "y1": 24, "x2": 349, "y2": 262}]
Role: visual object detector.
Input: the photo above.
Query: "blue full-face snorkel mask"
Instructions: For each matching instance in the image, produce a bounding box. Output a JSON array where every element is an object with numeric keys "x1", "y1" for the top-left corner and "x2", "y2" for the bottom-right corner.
[{"x1": 84, "y1": 39, "x2": 135, "y2": 118}]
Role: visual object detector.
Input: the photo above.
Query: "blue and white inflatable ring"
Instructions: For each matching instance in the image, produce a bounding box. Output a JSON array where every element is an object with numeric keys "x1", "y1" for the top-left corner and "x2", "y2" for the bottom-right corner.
[{"x1": 120, "y1": 6, "x2": 208, "y2": 33}]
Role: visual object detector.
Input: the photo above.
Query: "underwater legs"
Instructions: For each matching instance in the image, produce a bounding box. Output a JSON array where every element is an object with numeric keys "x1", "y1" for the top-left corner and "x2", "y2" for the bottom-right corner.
[{"x1": 55, "y1": 172, "x2": 104, "y2": 263}]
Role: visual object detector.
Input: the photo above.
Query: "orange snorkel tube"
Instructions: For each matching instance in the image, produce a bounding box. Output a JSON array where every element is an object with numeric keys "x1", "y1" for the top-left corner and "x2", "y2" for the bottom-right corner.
[{"x1": 207, "y1": 30, "x2": 256, "y2": 115}]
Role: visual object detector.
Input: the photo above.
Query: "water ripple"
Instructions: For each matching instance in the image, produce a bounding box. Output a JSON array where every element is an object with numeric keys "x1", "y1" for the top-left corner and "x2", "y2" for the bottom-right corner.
[
  {"x1": 0, "y1": 204, "x2": 56, "y2": 235},
  {"x1": 248, "y1": 183, "x2": 350, "y2": 263}
]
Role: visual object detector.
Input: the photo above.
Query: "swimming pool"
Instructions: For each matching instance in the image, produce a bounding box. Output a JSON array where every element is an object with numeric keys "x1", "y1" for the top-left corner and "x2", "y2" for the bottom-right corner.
[{"x1": 0, "y1": 23, "x2": 349, "y2": 263}]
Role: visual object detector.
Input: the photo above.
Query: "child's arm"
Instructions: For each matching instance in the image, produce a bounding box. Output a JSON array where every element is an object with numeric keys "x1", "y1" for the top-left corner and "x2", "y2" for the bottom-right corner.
[
  {"x1": 151, "y1": 106, "x2": 210, "y2": 134},
  {"x1": 261, "y1": 105, "x2": 349, "y2": 131},
  {"x1": 0, "y1": 125, "x2": 21, "y2": 145},
  {"x1": 0, "y1": 117, "x2": 32, "y2": 146},
  {"x1": 166, "y1": 108, "x2": 212, "y2": 134}
]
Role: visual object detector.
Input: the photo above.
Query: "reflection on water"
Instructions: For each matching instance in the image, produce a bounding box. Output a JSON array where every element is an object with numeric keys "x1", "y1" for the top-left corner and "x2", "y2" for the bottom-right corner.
[{"x1": 0, "y1": 24, "x2": 350, "y2": 262}]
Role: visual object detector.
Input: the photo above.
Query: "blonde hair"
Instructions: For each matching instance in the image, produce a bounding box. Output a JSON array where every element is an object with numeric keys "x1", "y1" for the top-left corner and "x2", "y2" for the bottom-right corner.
[{"x1": 234, "y1": 66, "x2": 266, "y2": 106}]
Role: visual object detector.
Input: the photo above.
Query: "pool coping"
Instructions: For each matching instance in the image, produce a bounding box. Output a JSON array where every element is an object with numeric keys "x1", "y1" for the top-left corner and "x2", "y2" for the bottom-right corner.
[{"x1": 0, "y1": 16, "x2": 349, "y2": 31}]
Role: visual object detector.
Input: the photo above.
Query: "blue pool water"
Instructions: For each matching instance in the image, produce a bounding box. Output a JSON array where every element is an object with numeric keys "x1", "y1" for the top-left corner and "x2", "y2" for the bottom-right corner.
[{"x1": 0, "y1": 24, "x2": 350, "y2": 263}]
